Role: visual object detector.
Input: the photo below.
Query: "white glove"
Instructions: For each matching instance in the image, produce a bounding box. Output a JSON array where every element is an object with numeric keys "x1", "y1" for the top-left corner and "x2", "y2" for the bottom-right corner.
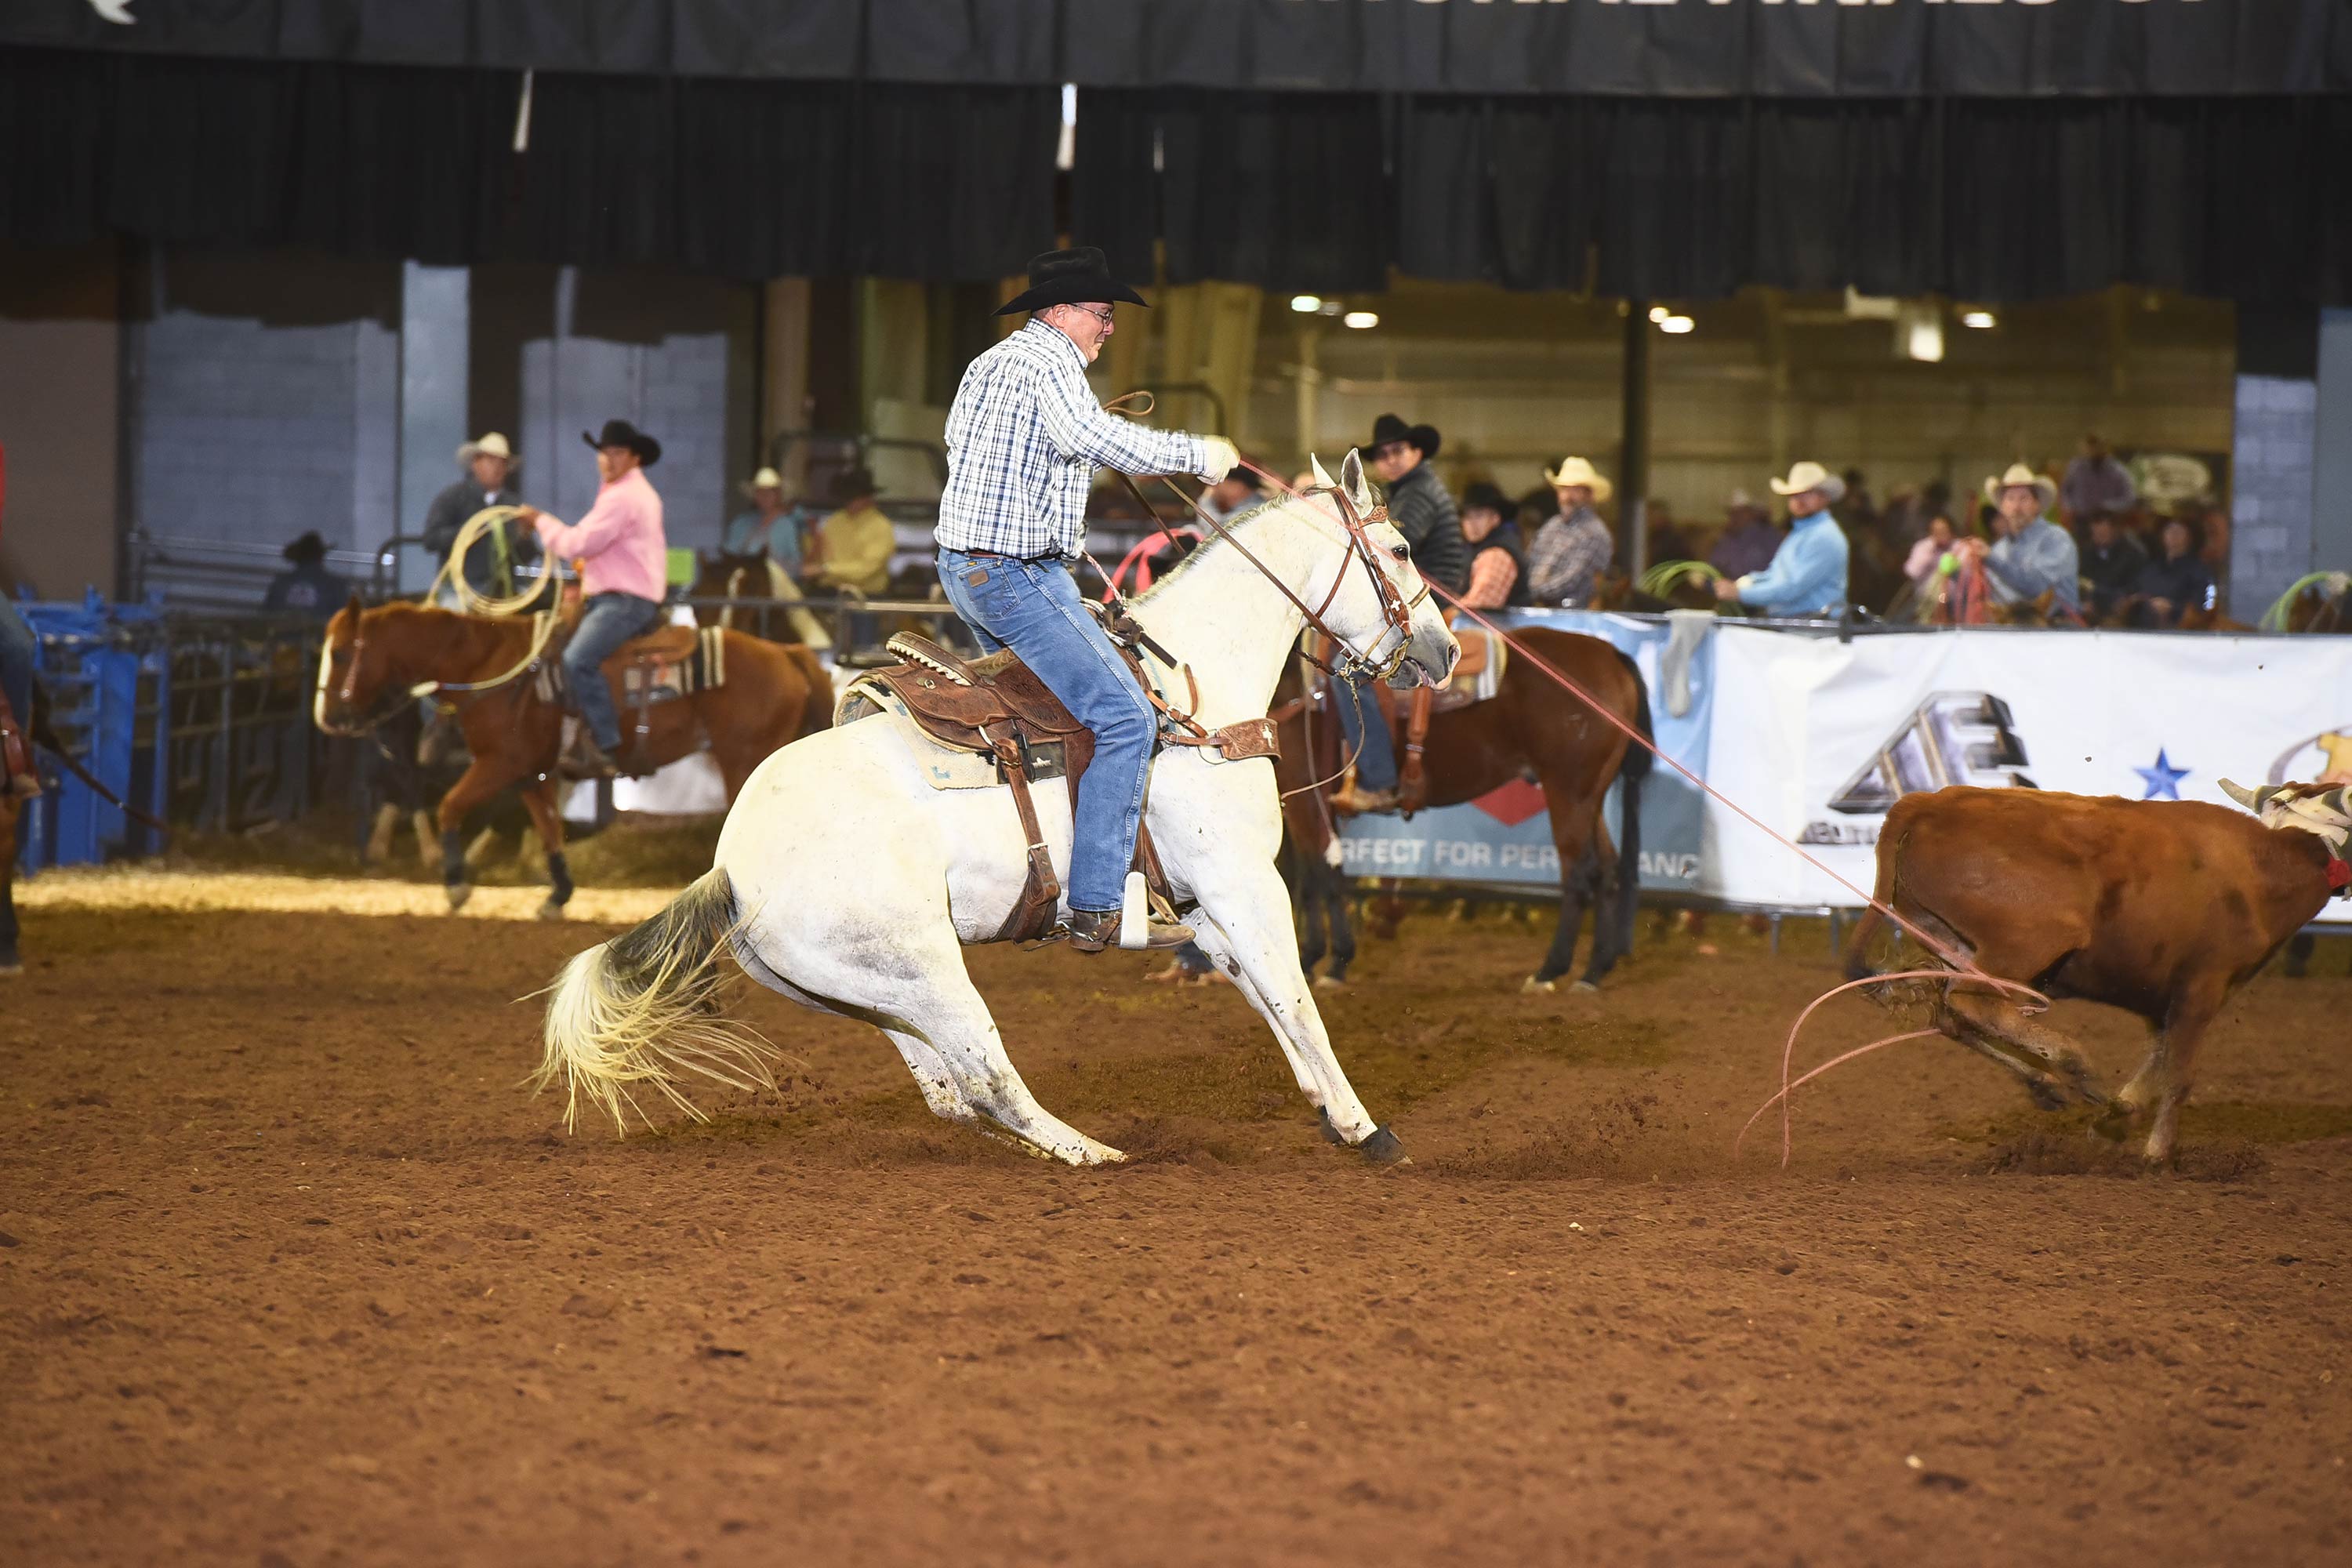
[{"x1": 1197, "y1": 436, "x2": 1240, "y2": 484}]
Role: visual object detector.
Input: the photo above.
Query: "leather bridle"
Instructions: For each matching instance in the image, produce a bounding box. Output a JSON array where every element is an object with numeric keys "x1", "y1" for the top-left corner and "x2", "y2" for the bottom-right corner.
[{"x1": 1114, "y1": 468, "x2": 1428, "y2": 684}]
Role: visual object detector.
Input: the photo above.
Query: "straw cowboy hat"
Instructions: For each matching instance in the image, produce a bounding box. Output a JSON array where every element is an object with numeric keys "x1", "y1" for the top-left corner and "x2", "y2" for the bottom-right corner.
[
  {"x1": 1543, "y1": 456, "x2": 1613, "y2": 503},
  {"x1": 1768, "y1": 461, "x2": 1846, "y2": 504},
  {"x1": 1982, "y1": 462, "x2": 2057, "y2": 506},
  {"x1": 995, "y1": 246, "x2": 1150, "y2": 316},
  {"x1": 456, "y1": 431, "x2": 517, "y2": 468},
  {"x1": 739, "y1": 466, "x2": 784, "y2": 498}
]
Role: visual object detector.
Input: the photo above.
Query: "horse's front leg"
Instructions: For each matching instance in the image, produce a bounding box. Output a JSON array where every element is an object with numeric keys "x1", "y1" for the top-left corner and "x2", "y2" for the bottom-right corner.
[
  {"x1": 434, "y1": 759, "x2": 507, "y2": 913},
  {"x1": 519, "y1": 775, "x2": 572, "y2": 921},
  {"x1": 1190, "y1": 857, "x2": 1406, "y2": 1165}
]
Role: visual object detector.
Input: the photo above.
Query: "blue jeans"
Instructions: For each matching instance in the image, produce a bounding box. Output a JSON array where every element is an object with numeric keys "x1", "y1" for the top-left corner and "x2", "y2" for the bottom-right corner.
[
  {"x1": 1331, "y1": 673, "x2": 1397, "y2": 793},
  {"x1": 0, "y1": 596, "x2": 34, "y2": 749},
  {"x1": 938, "y1": 547, "x2": 1154, "y2": 913},
  {"x1": 566, "y1": 591, "x2": 668, "y2": 751}
]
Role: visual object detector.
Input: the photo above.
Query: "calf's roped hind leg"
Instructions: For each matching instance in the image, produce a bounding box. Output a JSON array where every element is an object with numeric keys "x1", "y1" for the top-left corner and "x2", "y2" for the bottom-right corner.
[
  {"x1": 1939, "y1": 990, "x2": 2110, "y2": 1111},
  {"x1": 1191, "y1": 861, "x2": 1404, "y2": 1163},
  {"x1": 2110, "y1": 980, "x2": 2227, "y2": 1163}
]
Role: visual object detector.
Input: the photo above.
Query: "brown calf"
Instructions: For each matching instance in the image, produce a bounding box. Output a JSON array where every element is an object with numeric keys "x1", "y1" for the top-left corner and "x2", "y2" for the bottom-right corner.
[{"x1": 1846, "y1": 785, "x2": 2348, "y2": 1162}]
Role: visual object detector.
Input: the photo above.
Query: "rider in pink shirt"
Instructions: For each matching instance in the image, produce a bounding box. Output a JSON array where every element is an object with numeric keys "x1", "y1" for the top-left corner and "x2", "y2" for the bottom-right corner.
[{"x1": 514, "y1": 420, "x2": 670, "y2": 775}]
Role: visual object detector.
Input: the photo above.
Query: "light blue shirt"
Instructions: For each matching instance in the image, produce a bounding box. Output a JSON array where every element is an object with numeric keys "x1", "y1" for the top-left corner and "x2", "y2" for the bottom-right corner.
[
  {"x1": 1984, "y1": 517, "x2": 2081, "y2": 617},
  {"x1": 724, "y1": 506, "x2": 808, "y2": 571},
  {"x1": 1736, "y1": 509, "x2": 1849, "y2": 618}
]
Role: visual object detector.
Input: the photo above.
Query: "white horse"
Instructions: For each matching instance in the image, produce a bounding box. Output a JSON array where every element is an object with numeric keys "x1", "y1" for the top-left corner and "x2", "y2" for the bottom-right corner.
[{"x1": 534, "y1": 453, "x2": 1459, "y2": 1166}]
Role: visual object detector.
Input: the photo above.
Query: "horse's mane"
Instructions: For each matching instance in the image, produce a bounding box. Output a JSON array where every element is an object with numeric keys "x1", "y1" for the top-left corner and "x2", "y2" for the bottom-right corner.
[{"x1": 1134, "y1": 492, "x2": 1308, "y2": 601}]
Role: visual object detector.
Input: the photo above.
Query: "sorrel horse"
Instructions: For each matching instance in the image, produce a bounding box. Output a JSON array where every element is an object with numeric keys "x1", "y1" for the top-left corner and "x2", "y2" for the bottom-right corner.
[
  {"x1": 314, "y1": 597, "x2": 833, "y2": 918},
  {"x1": 534, "y1": 456, "x2": 1458, "y2": 1165},
  {"x1": 1279, "y1": 627, "x2": 1652, "y2": 993}
]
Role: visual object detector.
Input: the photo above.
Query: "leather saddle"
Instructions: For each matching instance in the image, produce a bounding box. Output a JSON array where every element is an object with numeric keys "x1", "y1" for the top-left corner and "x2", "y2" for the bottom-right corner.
[{"x1": 855, "y1": 630, "x2": 1278, "y2": 943}]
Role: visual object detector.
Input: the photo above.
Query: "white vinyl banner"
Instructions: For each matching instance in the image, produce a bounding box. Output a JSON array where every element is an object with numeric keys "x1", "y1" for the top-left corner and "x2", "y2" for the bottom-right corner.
[{"x1": 1701, "y1": 626, "x2": 2352, "y2": 924}]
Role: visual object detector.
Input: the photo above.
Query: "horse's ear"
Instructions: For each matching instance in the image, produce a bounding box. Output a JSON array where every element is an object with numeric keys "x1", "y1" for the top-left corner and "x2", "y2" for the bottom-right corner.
[
  {"x1": 343, "y1": 590, "x2": 364, "y2": 621},
  {"x1": 1340, "y1": 449, "x2": 1373, "y2": 514},
  {"x1": 1309, "y1": 453, "x2": 1336, "y2": 491}
]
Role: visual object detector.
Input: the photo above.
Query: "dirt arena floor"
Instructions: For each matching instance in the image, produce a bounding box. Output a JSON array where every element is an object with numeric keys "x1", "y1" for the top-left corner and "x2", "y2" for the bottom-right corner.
[{"x1": 6, "y1": 859, "x2": 2350, "y2": 1566}]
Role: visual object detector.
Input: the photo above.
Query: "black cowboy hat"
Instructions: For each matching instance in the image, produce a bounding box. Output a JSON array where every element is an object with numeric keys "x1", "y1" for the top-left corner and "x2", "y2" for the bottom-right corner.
[
  {"x1": 1367, "y1": 412, "x2": 1441, "y2": 460},
  {"x1": 832, "y1": 466, "x2": 880, "y2": 506},
  {"x1": 283, "y1": 530, "x2": 328, "y2": 565},
  {"x1": 582, "y1": 418, "x2": 662, "y2": 466},
  {"x1": 994, "y1": 246, "x2": 1150, "y2": 317},
  {"x1": 1461, "y1": 481, "x2": 1512, "y2": 518}
]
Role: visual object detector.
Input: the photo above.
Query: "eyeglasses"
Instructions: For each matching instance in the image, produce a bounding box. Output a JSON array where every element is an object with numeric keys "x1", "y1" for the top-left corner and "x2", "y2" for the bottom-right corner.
[{"x1": 1066, "y1": 304, "x2": 1116, "y2": 328}]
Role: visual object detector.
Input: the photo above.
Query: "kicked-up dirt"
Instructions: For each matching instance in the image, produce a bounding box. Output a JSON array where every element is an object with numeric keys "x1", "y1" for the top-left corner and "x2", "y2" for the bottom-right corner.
[{"x1": 4, "y1": 878, "x2": 2350, "y2": 1566}]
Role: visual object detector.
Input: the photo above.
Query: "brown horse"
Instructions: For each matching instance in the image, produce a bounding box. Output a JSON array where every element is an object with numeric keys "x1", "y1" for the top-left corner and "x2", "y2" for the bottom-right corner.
[
  {"x1": 689, "y1": 551, "x2": 835, "y2": 648},
  {"x1": 1279, "y1": 627, "x2": 1653, "y2": 992},
  {"x1": 316, "y1": 598, "x2": 833, "y2": 917}
]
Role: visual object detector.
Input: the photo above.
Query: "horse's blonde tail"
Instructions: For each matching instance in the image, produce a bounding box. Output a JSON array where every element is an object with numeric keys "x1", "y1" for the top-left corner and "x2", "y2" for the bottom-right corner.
[{"x1": 532, "y1": 869, "x2": 776, "y2": 1134}]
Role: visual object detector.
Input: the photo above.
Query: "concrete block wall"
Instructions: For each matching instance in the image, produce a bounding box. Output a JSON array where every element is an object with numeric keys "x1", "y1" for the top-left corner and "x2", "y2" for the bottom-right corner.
[
  {"x1": 137, "y1": 305, "x2": 398, "y2": 553},
  {"x1": 521, "y1": 316, "x2": 733, "y2": 553},
  {"x1": 2229, "y1": 375, "x2": 2318, "y2": 619}
]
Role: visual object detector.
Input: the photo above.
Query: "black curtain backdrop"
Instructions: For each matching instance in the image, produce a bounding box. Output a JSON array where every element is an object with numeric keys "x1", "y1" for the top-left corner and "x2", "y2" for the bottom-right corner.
[
  {"x1": 3, "y1": 0, "x2": 2344, "y2": 95},
  {"x1": 1075, "y1": 89, "x2": 2352, "y2": 307},
  {"x1": 0, "y1": 47, "x2": 1056, "y2": 281},
  {"x1": 8, "y1": 45, "x2": 2349, "y2": 304}
]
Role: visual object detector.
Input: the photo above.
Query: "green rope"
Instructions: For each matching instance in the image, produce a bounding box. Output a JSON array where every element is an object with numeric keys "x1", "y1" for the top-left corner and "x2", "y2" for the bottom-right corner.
[
  {"x1": 1637, "y1": 559, "x2": 1723, "y2": 599},
  {"x1": 2258, "y1": 571, "x2": 2352, "y2": 633}
]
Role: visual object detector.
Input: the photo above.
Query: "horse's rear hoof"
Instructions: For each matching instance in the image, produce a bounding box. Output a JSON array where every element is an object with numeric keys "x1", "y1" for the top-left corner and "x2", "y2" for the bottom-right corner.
[
  {"x1": 535, "y1": 898, "x2": 566, "y2": 923},
  {"x1": 445, "y1": 884, "x2": 472, "y2": 913},
  {"x1": 1572, "y1": 979, "x2": 1600, "y2": 994},
  {"x1": 1356, "y1": 1125, "x2": 1410, "y2": 1167},
  {"x1": 1522, "y1": 975, "x2": 1556, "y2": 994}
]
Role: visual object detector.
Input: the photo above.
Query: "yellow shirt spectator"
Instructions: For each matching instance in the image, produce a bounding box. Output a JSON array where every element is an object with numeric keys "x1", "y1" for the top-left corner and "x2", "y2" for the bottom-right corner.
[{"x1": 808, "y1": 470, "x2": 895, "y2": 596}]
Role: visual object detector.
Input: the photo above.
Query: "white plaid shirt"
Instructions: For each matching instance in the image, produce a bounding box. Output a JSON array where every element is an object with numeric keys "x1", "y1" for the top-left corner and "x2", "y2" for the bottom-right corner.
[{"x1": 936, "y1": 319, "x2": 1210, "y2": 559}]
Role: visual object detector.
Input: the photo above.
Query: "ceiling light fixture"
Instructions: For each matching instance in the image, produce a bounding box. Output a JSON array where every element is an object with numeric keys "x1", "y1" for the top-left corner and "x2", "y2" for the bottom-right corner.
[
  {"x1": 1960, "y1": 310, "x2": 1997, "y2": 329},
  {"x1": 1659, "y1": 314, "x2": 1695, "y2": 335},
  {"x1": 1290, "y1": 294, "x2": 1323, "y2": 314},
  {"x1": 1343, "y1": 311, "x2": 1379, "y2": 330}
]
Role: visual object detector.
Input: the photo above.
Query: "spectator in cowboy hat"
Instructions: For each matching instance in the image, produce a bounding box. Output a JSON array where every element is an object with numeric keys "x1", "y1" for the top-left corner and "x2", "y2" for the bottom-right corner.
[
  {"x1": 1713, "y1": 461, "x2": 1849, "y2": 617},
  {"x1": 511, "y1": 419, "x2": 670, "y2": 778},
  {"x1": 1457, "y1": 480, "x2": 1532, "y2": 609},
  {"x1": 1958, "y1": 461, "x2": 2080, "y2": 619},
  {"x1": 1527, "y1": 456, "x2": 1615, "y2": 607},
  {"x1": 724, "y1": 466, "x2": 812, "y2": 572},
  {"x1": 422, "y1": 431, "x2": 536, "y2": 600},
  {"x1": 1330, "y1": 412, "x2": 1468, "y2": 816},
  {"x1": 1709, "y1": 488, "x2": 1780, "y2": 579},
  {"x1": 263, "y1": 532, "x2": 349, "y2": 622}
]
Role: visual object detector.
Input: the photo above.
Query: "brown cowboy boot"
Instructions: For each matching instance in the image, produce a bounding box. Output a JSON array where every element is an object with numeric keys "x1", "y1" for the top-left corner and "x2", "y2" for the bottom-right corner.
[
  {"x1": 1330, "y1": 768, "x2": 1399, "y2": 816},
  {"x1": 560, "y1": 718, "x2": 620, "y2": 781},
  {"x1": 1062, "y1": 907, "x2": 1196, "y2": 953}
]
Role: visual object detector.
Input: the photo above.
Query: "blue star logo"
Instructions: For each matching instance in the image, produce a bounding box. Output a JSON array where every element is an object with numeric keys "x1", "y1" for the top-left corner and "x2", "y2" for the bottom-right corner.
[{"x1": 2135, "y1": 748, "x2": 2190, "y2": 800}]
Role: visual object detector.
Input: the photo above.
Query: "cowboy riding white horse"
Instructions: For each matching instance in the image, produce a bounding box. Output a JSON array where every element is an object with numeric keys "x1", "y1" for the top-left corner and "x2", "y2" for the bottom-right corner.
[{"x1": 534, "y1": 462, "x2": 1457, "y2": 1166}]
